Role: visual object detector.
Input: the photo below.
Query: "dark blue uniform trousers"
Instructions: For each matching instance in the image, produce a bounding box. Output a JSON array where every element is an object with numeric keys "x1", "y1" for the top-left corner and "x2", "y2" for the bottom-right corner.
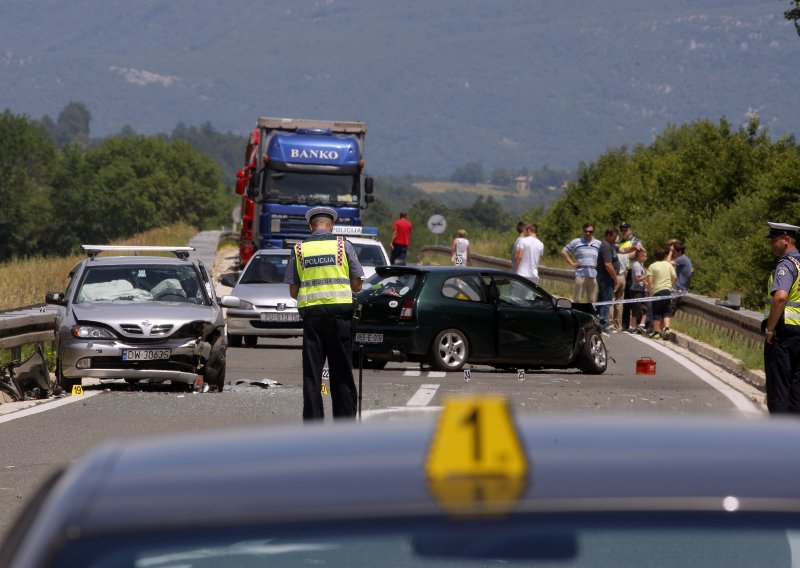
[
  {"x1": 301, "y1": 313, "x2": 358, "y2": 420},
  {"x1": 765, "y1": 332, "x2": 800, "y2": 413}
]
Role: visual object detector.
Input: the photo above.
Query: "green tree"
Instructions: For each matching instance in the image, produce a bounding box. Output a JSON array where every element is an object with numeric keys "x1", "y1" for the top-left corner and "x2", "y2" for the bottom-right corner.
[
  {"x1": 54, "y1": 102, "x2": 91, "y2": 147},
  {"x1": 786, "y1": 0, "x2": 800, "y2": 36},
  {"x1": 49, "y1": 135, "x2": 233, "y2": 254},
  {"x1": 537, "y1": 117, "x2": 800, "y2": 307},
  {"x1": 0, "y1": 110, "x2": 57, "y2": 259}
]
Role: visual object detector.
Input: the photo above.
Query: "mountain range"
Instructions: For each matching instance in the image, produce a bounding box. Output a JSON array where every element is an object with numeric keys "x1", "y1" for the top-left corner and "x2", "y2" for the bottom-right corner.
[{"x1": 1, "y1": 0, "x2": 798, "y2": 176}]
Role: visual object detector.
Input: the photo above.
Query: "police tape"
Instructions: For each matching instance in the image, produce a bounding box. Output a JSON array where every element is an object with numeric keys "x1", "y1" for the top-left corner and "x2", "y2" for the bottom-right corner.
[{"x1": 591, "y1": 291, "x2": 687, "y2": 307}]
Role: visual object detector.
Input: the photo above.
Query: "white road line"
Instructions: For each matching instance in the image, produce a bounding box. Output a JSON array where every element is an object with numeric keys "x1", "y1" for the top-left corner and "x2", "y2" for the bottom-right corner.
[
  {"x1": 0, "y1": 391, "x2": 102, "y2": 424},
  {"x1": 629, "y1": 335, "x2": 761, "y2": 415},
  {"x1": 402, "y1": 370, "x2": 447, "y2": 378},
  {"x1": 406, "y1": 383, "x2": 440, "y2": 407}
]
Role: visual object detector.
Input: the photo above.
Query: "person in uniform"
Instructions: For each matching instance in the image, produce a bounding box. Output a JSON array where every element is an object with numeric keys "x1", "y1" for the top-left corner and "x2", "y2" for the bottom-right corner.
[
  {"x1": 285, "y1": 207, "x2": 365, "y2": 420},
  {"x1": 763, "y1": 222, "x2": 800, "y2": 414}
]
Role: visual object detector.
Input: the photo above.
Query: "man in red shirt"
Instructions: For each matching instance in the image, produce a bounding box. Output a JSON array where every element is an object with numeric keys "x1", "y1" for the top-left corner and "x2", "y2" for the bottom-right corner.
[{"x1": 390, "y1": 211, "x2": 412, "y2": 265}]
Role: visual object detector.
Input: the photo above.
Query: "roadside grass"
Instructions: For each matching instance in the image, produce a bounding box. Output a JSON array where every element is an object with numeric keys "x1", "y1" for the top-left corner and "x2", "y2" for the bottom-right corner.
[{"x1": 670, "y1": 317, "x2": 763, "y2": 372}]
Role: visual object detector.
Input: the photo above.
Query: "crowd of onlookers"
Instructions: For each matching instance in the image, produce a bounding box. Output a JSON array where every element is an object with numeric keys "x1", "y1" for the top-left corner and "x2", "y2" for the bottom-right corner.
[
  {"x1": 389, "y1": 210, "x2": 695, "y2": 340},
  {"x1": 512, "y1": 221, "x2": 693, "y2": 340}
]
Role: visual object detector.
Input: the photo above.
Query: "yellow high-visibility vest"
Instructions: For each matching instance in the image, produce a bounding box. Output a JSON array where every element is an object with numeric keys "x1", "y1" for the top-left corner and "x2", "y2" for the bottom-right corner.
[
  {"x1": 764, "y1": 254, "x2": 800, "y2": 328},
  {"x1": 295, "y1": 237, "x2": 351, "y2": 312}
]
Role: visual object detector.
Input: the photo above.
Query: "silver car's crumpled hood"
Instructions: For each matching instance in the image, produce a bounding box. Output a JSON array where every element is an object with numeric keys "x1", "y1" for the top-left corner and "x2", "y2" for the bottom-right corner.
[
  {"x1": 71, "y1": 302, "x2": 218, "y2": 337},
  {"x1": 230, "y1": 283, "x2": 297, "y2": 308}
]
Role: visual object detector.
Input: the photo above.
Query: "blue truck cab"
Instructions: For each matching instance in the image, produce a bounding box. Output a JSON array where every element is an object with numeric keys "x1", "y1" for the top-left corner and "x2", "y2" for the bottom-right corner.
[{"x1": 249, "y1": 117, "x2": 374, "y2": 250}]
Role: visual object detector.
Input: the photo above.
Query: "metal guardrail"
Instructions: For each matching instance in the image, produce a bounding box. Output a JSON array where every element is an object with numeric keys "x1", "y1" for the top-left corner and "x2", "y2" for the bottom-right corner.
[
  {"x1": 0, "y1": 305, "x2": 57, "y2": 350},
  {"x1": 419, "y1": 245, "x2": 764, "y2": 349}
]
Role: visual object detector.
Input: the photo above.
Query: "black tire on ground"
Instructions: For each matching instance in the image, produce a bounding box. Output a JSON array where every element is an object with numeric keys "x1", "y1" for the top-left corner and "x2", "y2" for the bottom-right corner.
[
  {"x1": 203, "y1": 335, "x2": 228, "y2": 392},
  {"x1": 430, "y1": 328, "x2": 470, "y2": 372},
  {"x1": 578, "y1": 329, "x2": 608, "y2": 374},
  {"x1": 227, "y1": 334, "x2": 243, "y2": 348},
  {"x1": 57, "y1": 360, "x2": 81, "y2": 393},
  {"x1": 244, "y1": 335, "x2": 258, "y2": 348}
]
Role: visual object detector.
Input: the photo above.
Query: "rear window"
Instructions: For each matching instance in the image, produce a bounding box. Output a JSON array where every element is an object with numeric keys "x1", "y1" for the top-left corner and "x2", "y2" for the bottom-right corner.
[{"x1": 362, "y1": 272, "x2": 420, "y2": 298}]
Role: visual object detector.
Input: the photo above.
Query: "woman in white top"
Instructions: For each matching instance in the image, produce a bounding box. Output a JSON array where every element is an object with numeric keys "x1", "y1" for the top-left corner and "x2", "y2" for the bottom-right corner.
[{"x1": 451, "y1": 229, "x2": 470, "y2": 267}]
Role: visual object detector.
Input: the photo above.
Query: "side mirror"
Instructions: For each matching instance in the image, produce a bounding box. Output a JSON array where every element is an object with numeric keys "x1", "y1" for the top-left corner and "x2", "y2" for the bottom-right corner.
[
  {"x1": 364, "y1": 194, "x2": 375, "y2": 204},
  {"x1": 364, "y1": 176, "x2": 374, "y2": 195},
  {"x1": 45, "y1": 292, "x2": 67, "y2": 306},
  {"x1": 555, "y1": 297, "x2": 573, "y2": 310},
  {"x1": 219, "y1": 295, "x2": 242, "y2": 309}
]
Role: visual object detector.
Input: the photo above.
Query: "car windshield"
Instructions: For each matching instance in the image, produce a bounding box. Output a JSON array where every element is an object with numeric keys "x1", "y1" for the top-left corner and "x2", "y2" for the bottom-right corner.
[
  {"x1": 350, "y1": 242, "x2": 387, "y2": 267},
  {"x1": 240, "y1": 254, "x2": 291, "y2": 284},
  {"x1": 361, "y1": 272, "x2": 420, "y2": 297},
  {"x1": 75, "y1": 265, "x2": 209, "y2": 305},
  {"x1": 264, "y1": 170, "x2": 358, "y2": 206}
]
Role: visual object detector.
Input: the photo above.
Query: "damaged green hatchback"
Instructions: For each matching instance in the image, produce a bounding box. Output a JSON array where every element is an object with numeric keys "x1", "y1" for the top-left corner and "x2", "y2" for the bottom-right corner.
[{"x1": 353, "y1": 266, "x2": 607, "y2": 373}]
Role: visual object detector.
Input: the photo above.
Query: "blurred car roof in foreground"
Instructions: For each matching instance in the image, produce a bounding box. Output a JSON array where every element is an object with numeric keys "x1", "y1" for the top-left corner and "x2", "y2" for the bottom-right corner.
[{"x1": 4, "y1": 403, "x2": 800, "y2": 567}]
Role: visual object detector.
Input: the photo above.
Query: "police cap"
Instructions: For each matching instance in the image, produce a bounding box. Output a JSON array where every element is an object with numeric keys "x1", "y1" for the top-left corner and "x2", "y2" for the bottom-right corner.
[
  {"x1": 765, "y1": 222, "x2": 800, "y2": 239},
  {"x1": 305, "y1": 207, "x2": 338, "y2": 224}
]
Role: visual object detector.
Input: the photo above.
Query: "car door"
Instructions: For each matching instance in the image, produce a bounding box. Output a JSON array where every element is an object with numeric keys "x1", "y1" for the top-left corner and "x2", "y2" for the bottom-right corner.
[
  {"x1": 432, "y1": 273, "x2": 495, "y2": 359},
  {"x1": 488, "y1": 274, "x2": 574, "y2": 364}
]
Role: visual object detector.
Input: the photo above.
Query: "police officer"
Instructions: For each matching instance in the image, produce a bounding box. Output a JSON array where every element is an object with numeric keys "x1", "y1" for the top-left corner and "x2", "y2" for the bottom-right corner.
[
  {"x1": 285, "y1": 207, "x2": 365, "y2": 420},
  {"x1": 763, "y1": 222, "x2": 800, "y2": 413}
]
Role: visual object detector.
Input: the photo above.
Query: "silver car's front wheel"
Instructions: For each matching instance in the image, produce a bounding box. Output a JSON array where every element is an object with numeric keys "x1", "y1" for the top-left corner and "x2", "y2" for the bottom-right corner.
[{"x1": 430, "y1": 328, "x2": 469, "y2": 372}]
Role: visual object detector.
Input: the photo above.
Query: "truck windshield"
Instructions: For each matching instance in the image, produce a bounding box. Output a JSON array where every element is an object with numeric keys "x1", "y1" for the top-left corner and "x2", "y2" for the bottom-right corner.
[{"x1": 265, "y1": 170, "x2": 358, "y2": 206}]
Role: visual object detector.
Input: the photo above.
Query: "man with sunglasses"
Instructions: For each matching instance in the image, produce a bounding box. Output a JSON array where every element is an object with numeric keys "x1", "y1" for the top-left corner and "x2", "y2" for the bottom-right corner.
[
  {"x1": 561, "y1": 223, "x2": 601, "y2": 303},
  {"x1": 763, "y1": 222, "x2": 800, "y2": 414}
]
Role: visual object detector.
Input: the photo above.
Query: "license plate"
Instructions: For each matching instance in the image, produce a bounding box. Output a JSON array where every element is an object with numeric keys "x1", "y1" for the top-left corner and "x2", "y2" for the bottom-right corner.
[
  {"x1": 355, "y1": 333, "x2": 383, "y2": 344},
  {"x1": 122, "y1": 349, "x2": 171, "y2": 361},
  {"x1": 261, "y1": 312, "x2": 300, "y2": 322}
]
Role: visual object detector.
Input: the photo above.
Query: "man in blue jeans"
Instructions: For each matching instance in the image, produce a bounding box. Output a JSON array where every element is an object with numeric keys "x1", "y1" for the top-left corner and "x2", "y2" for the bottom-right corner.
[{"x1": 596, "y1": 227, "x2": 620, "y2": 333}]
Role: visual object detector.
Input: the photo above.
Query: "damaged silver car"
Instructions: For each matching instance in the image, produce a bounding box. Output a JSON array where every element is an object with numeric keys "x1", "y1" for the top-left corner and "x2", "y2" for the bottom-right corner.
[{"x1": 45, "y1": 246, "x2": 227, "y2": 392}]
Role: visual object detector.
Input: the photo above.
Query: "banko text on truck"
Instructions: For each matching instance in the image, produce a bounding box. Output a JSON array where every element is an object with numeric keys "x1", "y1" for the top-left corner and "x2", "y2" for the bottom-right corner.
[{"x1": 234, "y1": 116, "x2": 374, "y2": 266}]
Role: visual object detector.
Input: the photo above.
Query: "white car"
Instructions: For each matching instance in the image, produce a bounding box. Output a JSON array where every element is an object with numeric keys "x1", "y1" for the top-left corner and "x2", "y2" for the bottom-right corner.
[
  {"x1": 345, "y1": 235, "x2": 390, "y2": 278},
  {"x1": 222, "y1": 234, "x2": 389, "y2": 347},
  {"x1": 223, "y1": 249, "x2": 300, "y2": 346}
]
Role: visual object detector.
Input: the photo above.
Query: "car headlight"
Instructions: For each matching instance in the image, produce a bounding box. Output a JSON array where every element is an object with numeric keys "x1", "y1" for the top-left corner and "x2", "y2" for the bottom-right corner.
[
  {"x1": 236, "y1": 299, "x2": 256, "y2": 310},
  {"x1": 72, "y1": 325, "x2": 117, "y2": 339}
]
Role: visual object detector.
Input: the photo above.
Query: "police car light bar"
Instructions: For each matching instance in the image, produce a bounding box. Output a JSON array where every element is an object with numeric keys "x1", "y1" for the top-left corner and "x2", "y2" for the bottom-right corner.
[
  {"x1": 332, "y1": 226, "x2": 379, "y2": 237},
  {"x1": 82, "y1": 245, "x2": 196, "y2": 260}
]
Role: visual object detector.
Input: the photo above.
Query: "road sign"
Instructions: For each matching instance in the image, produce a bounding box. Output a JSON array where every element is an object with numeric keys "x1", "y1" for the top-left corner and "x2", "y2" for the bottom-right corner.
[{"x1": 427, "y1": 214, "x2": 447, "y2": 235}]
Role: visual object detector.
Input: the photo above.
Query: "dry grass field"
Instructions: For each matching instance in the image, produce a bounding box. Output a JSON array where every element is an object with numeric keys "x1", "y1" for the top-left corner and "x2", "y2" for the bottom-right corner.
[{"x1": 0, "y1": 224, "x2": 198, "y2": 311}]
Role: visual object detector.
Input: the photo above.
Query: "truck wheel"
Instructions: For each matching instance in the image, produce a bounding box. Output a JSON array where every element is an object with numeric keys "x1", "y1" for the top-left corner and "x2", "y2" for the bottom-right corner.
[
  {"x1": 430, "y1": 328, "x2": 469, "y2": 372},
  {"x1": 578, "y1": 330, "x2": 608, "y2": 374}
]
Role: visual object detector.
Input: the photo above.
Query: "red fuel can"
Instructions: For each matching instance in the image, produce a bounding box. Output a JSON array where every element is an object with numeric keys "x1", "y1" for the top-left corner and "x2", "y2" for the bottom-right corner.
[{"x1": 636, "y1": 357, "x2": 657, "y2": 375}]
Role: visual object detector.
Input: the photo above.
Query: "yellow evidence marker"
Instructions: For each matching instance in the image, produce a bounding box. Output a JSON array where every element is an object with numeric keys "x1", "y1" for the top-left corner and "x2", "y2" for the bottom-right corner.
[
  {"x1": 71, "y1": 385, "x2": 84, "y2": 396},
  {"x1": 426, "y1": 395, "x2": 529, "y2": 515},
  {"x1": 321, "y1": 383, "x2": 328, "y2": 395}
]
